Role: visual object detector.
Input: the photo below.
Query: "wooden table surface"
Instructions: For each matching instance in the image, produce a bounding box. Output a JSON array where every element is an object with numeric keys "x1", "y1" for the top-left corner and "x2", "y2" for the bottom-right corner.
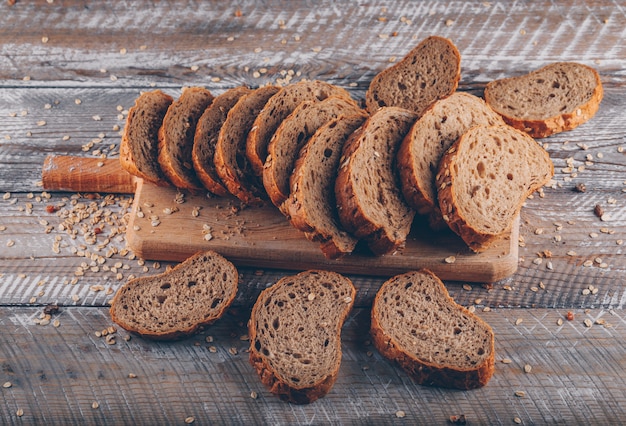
[{"x1": 1, "y1": 1, "x2": 625, "y2": 424}]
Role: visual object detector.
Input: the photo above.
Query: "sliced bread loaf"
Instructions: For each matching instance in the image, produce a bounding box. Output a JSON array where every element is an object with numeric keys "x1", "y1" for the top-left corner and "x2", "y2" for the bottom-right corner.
[
  {"x1": 285, "y1": 113, "x2": 368, "y2": 259},
  {"x1": 248, "y1": 270, "x2": 355, "y2": 404},
  {"x1": 398, "y1": 92, "x2": 505, "y2": 227},
  {"x1": 246, "y1": 80, "x2": 354, "y2": 176},
  {"x1": 158, "y1": 87, "x2": 214, "y2": 191},
  {"x1": 437, "y1": 124, "x2": 554, "y2": 252},
  {"x1": 192, "y1": 86, "x2": 252, "y2": 196},
  {"x1": 263, "y1": 96, "x2": 365, "y2": 211},
  {"x1": 214, "y1": 85, "x2": 280, "y2": 206},
  {"x1": 483, "y1": 62, "x2": 603, "y2": 138},
  {"x1": 335, "y1": 107, "x2": 418, "y2": 255},
  {"x1": 371, "y1": 269, "x2": 495, "y2": 390},
  {"x1": 109, "y1": 250, "x2": 238, "y2": 340},
  {"x1": 119, "y1": 89, "x2": 173, "y2": 186},
  {"x1": 365, "y1": 36, "x2": 461, "y2": 116}
]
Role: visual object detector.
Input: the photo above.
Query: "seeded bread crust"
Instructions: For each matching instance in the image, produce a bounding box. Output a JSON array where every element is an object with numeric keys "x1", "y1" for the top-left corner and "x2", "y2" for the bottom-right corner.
[
  {"x1": 158, "y1": 87, "x2": 214, "y2": 191},
  {"x1": 371, "y1": 269, "x2": 495, "y2": 390},
  {"x1": 248, "y1": 270, "x2": 356, "y2": 404},
  {"x1": 397, "y1": 92, "x2": 505, "y2": 228},
  {"x1": 285, "y1": 113, "x2": 368, "y2": 259},
  {"x1": 483, "y1": 62, "x2": 603, "y2": 138},
  {"x1": 214, "y1": 85, "x2": 280, "y2": 206},
  {"x1": 335, "y1": 107, "x2": 417, "y2": 255},
  {"x1": 120, "y1": 90, "x2": 173, "y2": 186},
  {"x1": 263, "y1": 96, "x2": 364, "y2": 212},
  {"x1": 365, "y1": 36, "x2": 461, "y2": 116},
  {"x1": 246, "y1": 80, "x2": 354, "y2": 176},
  {"x1": 436, "y1": 124, "x2": 554, "y2": 252},
  {"x1": 109, "y1": 250, "x2": 238, "y2": 340},
  {"x1": 192, "y1": 86, "x2": 252, "y2": 196}
]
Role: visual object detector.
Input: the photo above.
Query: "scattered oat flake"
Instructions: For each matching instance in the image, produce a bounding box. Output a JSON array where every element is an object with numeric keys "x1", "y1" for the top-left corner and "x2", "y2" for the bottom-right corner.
[
  {"x1": 395, "y1": 410, "x2": 406, "y2": 418},
  {"x1": 444, "y1": 255, "x2": 456, "y2": 264},
  {"x1": 584, "y1": 319, "x2": 593, "y2": 328}
]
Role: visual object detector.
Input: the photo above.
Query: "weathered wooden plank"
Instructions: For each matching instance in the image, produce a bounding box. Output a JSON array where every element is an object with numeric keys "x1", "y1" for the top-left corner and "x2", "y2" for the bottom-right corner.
[{"x1": 0, "y1": 306, "x2": 624, "y2": 425}]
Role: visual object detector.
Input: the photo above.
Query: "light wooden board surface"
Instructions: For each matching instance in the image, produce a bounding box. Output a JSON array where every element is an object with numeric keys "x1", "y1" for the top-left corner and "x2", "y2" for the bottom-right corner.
[{"x1": 1, "y1": 0, "x2": 626, "y2": 424}]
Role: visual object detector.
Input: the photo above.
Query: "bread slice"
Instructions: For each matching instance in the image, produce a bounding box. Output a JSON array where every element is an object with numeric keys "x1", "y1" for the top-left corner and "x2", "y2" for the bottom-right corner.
[
  {"x1": 263, "y1": 96, "x2": 365, "y2": 211},
  {"x1": 437, "y1": 124, "x2": 554, "y2": 252},
  {"x1": 285, "y1": 113, "x2": 368, "y2": 259},
  {"x1": 192, "y1": 86, "x2": 252, "y2": 196},
  {"x1": 109, "y1": 250, "x2": 238, "y2": 340},
  {"x1": 483, "y1": 62, "x2": 603, "y2": 138},
  {"x1": 246, "y1": 80, "x2": 354, "y2": 176},
  {"x1": 158, "y1": 87, "x2": 214, "y2": 191},
  {"x1": 335, "y1": 107, "x2": 417, "y2": 255},
  {"x1": 398, "y1": 92, "x2": 505, "y2": 227},
  {"x1": 371, "y1": 269, "x2": 495, "y2": 390},
  {"x1": 119, "y1": 89, "x2": 173, "y2": 186},
  {"x1": 248, "y1": 270, "x2": 355, "y2": 404},
  {"x1": 365, "y1": 36, "x2": 461, "y2": 116},
  {"x1": 214, "y1": 85, "x2": 280, "y2": 206}
]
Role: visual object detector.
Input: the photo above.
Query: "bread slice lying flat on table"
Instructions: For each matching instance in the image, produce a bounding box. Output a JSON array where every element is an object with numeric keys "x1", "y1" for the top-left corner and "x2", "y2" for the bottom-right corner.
[
  {"x1": 484, "y1": 62, "x2": 603, "y2": 138},
  {"x1": 285, "y1": 113, "x2": 368, "y2": 259},
  {"x1": 109, "y1": 250, "x2": 238, "y2": 340},
  {"x1": 120, "y1": 89, "x2": 173, "y2": 186},
  {"x1": 365, "y1": 35, "x2": 461, "y2": 116},
  {"x1": 371, "y1": 269, "x2": 495, "y2": 390},
  {"x1": 248, "y1": 270, "x2": 355, "y2": 404},
  {"x1": 158, "y1": 87, "x2": 215, "y2": 191},
  {"x1": 437, "y1": 124, "x2": 554, "y2": 252},
  {"x1": 246, "y1": 80, "x2": 354, "y2": 176},
  {"x1": 263, "y1": 96, "x2": 365, "y2": 211},
  {"x1": 335, "y1": 106, "x2": 417, "y2": 255},
  {"x1": 192, "y1": 86, "x2": 252, "y2": 197},
  {"x1": 398, "y1": 92, "x2": 505, "y2": 228},
  {"x1": 214, "y1": 85, "x2": 280, "y2": 206}
]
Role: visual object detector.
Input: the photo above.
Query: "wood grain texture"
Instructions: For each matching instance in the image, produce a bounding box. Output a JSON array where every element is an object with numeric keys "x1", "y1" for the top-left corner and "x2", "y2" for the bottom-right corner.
[{"x1": 1, "y1": 0, "x2": 626, "y2": 423}]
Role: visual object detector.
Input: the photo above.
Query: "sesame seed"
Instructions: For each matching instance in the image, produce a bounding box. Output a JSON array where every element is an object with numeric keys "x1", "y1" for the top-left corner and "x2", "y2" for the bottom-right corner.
[
  {"x1": 523, "y1": 364, "x2": 532, "y2": 373},
  {"x1": 2, "y1": 381, "x2": 12, "y2": 388},
  {"x1": 185, "y1": 417, "x2": 195, "y2": 424},
  {"x1": 514, "y1": 390, "x2": 526, "y2": 397}
]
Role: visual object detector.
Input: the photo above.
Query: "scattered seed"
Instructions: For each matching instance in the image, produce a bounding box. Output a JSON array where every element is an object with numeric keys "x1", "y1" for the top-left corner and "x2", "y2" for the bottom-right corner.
[
  {"x1": 185, "y1": 416, "x2": 195, "y2": 424},
  {"x1": 523, "y1": 364, "x2": 532, "y2": 373},
  {"x1": 444, "y1": 255, "x2": 456, "y2": 264},
  {"x1": 16, "y1": 408, "x2": 24, "y2": 417},
  {"x1": 3, "y1": 381, "x2": 12, "y2": 388},
  {"x1": 584, "y1": 319, "x2": 593, "y2": 328},
  {"x1": 514, "y1": 417, "x2": 522, "y2": 424},
  {"x1": 92, "y1": 401, "x2": 99, "y2": 409},
  {"x1": 514, "y1": 390, "x2": 526, "y2": 397},
  {"x1": 395, "y1": 410, "x2": 406, "y2": 418},
  {"x1": 556, "y1": 318, "x2": 563, "y2": 326},
  {"x1": 515, "y1": 318, "x2": 523, "y2": 326}
]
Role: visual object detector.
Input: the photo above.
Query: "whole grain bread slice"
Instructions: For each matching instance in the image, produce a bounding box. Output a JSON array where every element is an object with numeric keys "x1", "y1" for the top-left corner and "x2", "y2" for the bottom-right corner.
[
  {"x1": 214, "y1": 85, "x2": 280, "y2": 206},
  {"x1": 248, "y1": 270, "x2": 355, "y2": 404},
  {"x1": 109, "y1": 250, "x2": 238, "y2": 340},
  {"x1": 263, "y1": 96, "x2": 365, "y2": 211},
  {"x1": 437, "y1": 124, "x2": 554, "y2": 252},
  {"x1": 246, "y1": 80, "x2": 354, "y2": 176},
  {"x1": 119, "y1": 89, "x2": 173, "y2": 186},
  {"x1": 398, "y1": 92, "x2": 505, "y2": 228},
  {"x1": 158, "y1": 87, "x2": 214, "y2": 191},
  {"x1": 192, "y1": 86, "x2": 252, "y2": 196},
  {"x1": 365, "y1": 36, "x2": 461, "y2": 116},
  {"x1": 335, "y1": 107, "x2": 417, "y2": 255},
  {"x1": 371, "y1": 269, "x2": 495, "y2": 390},
  {"x1": 285, "y1": 113, "x2": 368, "y2": 259},
  {"x1": 483, "y1": 62, "x2": 603, "y2": 138}
]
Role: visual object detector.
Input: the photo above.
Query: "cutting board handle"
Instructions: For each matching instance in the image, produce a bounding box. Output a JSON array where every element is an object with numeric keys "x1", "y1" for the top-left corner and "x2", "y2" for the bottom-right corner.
[{"x1": 42, "y1": 155, "x2": 137, "y2": 193}]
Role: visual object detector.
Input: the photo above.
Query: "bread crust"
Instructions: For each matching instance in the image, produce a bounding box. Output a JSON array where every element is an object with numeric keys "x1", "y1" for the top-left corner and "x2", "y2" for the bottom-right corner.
[
  {"x1": 484, "y1": 62, "x2": 603, "y2": 138},
  {"x1": 248, "y1": 270, "x2": 355, "y2": 404},
  {"x1": 370, "y1": 269, "x2": 495, "y2": 390}
]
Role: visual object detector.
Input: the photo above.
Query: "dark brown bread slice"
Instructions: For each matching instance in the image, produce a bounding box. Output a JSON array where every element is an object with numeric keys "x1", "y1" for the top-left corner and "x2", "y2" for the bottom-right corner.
[
  {"x1": 214, "y1": 85, "x2": 280, "y2": 206},
  {"x1": 398, "y1": 92, "x2": 505, "y2": 228},
  {"x1": 371, "y1": 269, "x2": 495, "y2": 390},
  {"x1": 365, "y1": 36, "x2": 461, "y2": 116},
  {"x1": 246, "y1": 80, "x2": 354, "y2": 176},
  {"x1": 335, "y1": 107, "x2": 417, "y2": 255},
  {"x1": 263, "y1": 96, "x2": 365, "y2": 211},
  {"x1": 192, "y1": 86, "x2": 252, "y2": 196},
  {"x1": 483, "y1": 62, "x2": 603, "y2": 138},
  {"x1": 248, "y1": 270, "x2": 355, "y2": 404},
  {"x1": 285, "y1": 113, "x2": 367, "y2": 259},
  {"x1": 158, "y1": 87, "x2": 214, "y2": 191},
  {"x1": 437, "y1": 124, "x2": 554, "y2": 252},
  {"x1": 109, "y1": 250, "x2": 238, "y2": 340},
  {"x1": 119, "y1": 90, "x2": 173, "y2": 186}
]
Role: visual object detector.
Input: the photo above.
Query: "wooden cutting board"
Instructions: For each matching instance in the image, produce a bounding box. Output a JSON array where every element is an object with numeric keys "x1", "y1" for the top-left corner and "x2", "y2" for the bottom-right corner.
[{"x1": 43, "y1": 156, "x2": 518, "y2": 282}]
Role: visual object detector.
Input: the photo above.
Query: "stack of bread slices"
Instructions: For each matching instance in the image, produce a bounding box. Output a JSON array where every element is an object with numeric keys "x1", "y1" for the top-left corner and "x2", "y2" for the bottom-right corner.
[{"x1": 120, "y1": 35, "x2": 601, "y2": 256}]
